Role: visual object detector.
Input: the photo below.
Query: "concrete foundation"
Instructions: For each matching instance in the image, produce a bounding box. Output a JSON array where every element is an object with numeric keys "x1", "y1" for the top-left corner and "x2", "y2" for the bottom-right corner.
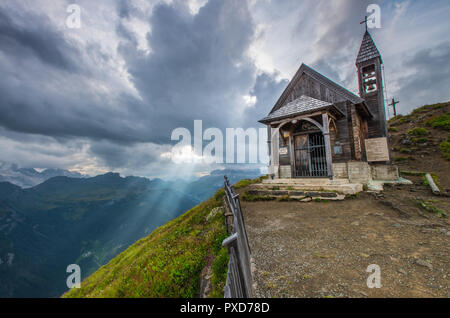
[
  {"x1": 332, "y1": 161, "x2": 400, "y2": 184},
  {"x1": 370, "y1": 164, "x2": 400, "y2": 181},
  {"x1": 272, "y1": 161, "x2": 401, "y2": 187},
  {"x1": 279, "y1": 165, "x2": 292, "y2": 179},
  {"x1": 347, "y1": 162, "x2": 372, "y2": 184},
  {"x1": 332, "y1": 163, "x2": 348, "y2": 179}
]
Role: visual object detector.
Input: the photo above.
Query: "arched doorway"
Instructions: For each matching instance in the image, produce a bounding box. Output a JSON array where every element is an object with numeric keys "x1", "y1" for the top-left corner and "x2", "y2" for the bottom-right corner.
[{"x1": 291, "y1": 119, "x2": 328, "y2": 178}]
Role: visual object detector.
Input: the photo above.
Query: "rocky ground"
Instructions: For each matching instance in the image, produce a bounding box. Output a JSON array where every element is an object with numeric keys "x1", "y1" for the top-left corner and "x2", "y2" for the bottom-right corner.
[{"x1": 239, "y1": 180, "x2": 450, "y2": 298}]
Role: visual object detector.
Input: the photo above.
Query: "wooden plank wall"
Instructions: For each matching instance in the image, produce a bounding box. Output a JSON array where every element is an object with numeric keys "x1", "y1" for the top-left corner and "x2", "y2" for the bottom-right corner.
[{"x1": 286, "y1": 74, "x2": 348, "y2": 105}]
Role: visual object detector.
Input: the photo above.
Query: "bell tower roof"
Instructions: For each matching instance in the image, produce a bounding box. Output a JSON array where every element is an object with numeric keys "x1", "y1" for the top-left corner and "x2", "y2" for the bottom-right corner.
[{"x1": 356, "y1": 30, "x2": 382, "y2": 65}]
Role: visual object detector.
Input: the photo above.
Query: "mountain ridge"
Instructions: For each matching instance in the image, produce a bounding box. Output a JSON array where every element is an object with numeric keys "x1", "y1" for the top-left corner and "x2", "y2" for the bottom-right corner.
[
  {"x1": 0, "y1": 168, "x2": 261, "y2": 297},
  {"x1": 0, "y1": 162, "x2": 88, "y2": 188}
]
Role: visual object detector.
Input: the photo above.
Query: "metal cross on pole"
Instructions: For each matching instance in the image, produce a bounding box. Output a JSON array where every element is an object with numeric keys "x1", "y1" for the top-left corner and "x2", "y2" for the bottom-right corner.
[
  {"x1": 360, "y1": 15, "x2": 369, "y2": 31},
  {"x1": 389, "y1": 98, "x2": 400, "y2": 117}
]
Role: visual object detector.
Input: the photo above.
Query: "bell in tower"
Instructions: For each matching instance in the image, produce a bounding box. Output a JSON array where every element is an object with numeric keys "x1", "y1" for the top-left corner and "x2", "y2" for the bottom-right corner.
[{"x1": 356, "y1": 30, "x2": 387, "y2": 138}]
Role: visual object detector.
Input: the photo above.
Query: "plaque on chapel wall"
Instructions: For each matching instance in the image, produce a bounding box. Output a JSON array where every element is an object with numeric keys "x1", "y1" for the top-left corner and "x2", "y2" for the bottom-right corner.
[
  {"x1": 279, "y1": 147, "x2": 288, "y2": 156},
  {"x1": 365, "y1": 138, "x2": 390, "y2": 162},
  {"x1": 333, "y1": 145, "x2": 343, "y2": 155}
]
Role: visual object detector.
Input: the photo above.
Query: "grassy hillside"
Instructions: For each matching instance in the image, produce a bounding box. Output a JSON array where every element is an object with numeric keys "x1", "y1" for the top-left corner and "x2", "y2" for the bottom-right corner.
[
  {"x1": 63, "y1": 188, "x2": 229, "y2": 298},
  {"x1": 388, "y1": 101, "x2": 450, "y2": 189}
]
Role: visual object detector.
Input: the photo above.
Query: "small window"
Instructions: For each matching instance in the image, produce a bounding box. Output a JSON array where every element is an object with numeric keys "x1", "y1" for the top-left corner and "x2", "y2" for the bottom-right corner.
[{"x1": 362, "y1": 64, "x2": 377, "y2": 93}]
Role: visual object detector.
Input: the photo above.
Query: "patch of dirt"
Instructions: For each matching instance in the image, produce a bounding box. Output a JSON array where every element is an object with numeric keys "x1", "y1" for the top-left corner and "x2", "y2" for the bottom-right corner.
[{"x1": 239, "y1": 185, "x2": 450, "y2": 298}]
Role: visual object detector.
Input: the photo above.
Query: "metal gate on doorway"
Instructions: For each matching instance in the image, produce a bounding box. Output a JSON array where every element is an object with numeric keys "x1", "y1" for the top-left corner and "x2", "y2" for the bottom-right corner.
[{"x1": 293, "y1": 132, "x2": 328, "y2": 177}]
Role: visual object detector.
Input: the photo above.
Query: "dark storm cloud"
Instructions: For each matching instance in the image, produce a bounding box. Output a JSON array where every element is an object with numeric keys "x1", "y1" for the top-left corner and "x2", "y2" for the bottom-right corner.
[
  {"x1": 395, "y1": 41, "x2": 450, "y2": 113},
  {"x1": 116, "y1": 0, "x2": 148, "y2": 21},
  {"x1": 308, "y1": 0, "x2": 379, "y2": 89},
  {"x1": 0, "y1": 0, "x2": 282, "y2": 147},
  {"x1": 0, "y1": 4, "x2": 147, "y2": 143},
  {"x1": 85, "y1": 0, "x2": 288, "y2": 170},
  {"x1": 119, "y1": 0, "x2": 260, "y2": 141},
  {"x1": 242, "y1": 72, "x2": 288, "y2": 127},
  {"x1": 117, "y1": 0, "x2": 131, "y2": 19},
  {"x1": 0, "y1": 8, "x2": 79, "y2": 72},
  {"x1": 88, "y1": 140, "x2": 130, "y2": 168},
  {"x1": 87, "y1": 139, "x2": 174, "y2": 177},
  {"x1": 0, "y1": 0, "x2": 448, "y2": 175},
  {"x1": 0, "y1": 0, "x2": 289, "y2": 174},
  {"x1": 0, "y1": 82, "x2": 144, "y2": 143}
]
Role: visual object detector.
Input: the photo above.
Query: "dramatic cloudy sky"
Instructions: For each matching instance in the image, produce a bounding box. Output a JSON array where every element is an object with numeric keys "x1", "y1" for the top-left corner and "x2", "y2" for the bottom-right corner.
[{"x1": 0, "y1": 0, "x2": 449, "y2": 178}]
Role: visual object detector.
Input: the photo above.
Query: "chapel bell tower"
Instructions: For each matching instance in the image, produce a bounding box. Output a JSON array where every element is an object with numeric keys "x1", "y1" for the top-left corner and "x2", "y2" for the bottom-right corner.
[{"x1": 356, "y1": 30, "x2": 387, "y2": 138}]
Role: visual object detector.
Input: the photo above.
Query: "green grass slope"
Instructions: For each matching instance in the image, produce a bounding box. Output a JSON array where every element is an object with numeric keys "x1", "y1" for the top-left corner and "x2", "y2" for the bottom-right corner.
[
  {"x1": 63, "y1": 189, "x2": 229, "y2": 298},
  {"x1": 388, "y1": 101, "x2": 450, "y2": 188}
]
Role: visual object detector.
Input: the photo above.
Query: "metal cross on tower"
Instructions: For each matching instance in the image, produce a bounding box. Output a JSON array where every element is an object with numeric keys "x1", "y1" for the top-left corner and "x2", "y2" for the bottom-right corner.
[
  {"x1": 389, "y1": 98, "x2": 400, "y2": 117},
  {"x1": 360, "y1": 15, "x2": 369, "y2": 31}
]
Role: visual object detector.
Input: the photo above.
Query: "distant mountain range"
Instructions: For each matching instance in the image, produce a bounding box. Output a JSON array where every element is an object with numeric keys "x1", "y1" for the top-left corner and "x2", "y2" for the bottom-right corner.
[
  {"x1": 0, "y1": 167, "x2": 261, "y2": 297},
  {"x1": 163, "y1": 168, "x2": 263, "y2": 202},
  {"x1": 0, "y1": 162, "x2": 87, "y2": 188}
]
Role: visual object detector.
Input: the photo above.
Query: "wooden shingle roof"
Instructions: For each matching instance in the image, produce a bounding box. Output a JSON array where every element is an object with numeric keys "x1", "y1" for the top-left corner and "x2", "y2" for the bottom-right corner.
[
  {"x1": 356, "y1": 31, "x2": 383, "y2": 65},
  {"x1": 269, "y1": 64, "x2": 365, "y2": 115},
  {"x1": 259, "y1": 95, "x2": 344, "y2": 124}
]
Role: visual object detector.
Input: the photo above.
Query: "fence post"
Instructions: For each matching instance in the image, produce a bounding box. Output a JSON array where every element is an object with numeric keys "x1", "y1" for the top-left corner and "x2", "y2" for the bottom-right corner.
[{"x1": 222, "y1": 176, "x2": 253, "y2": 298}]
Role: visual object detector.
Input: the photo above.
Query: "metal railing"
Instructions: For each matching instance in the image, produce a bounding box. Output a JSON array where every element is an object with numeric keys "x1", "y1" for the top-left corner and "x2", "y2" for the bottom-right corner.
[
  {"x1": 222, "y1": 176, "x2": 253, "y2": 298},
  {"x1": 294, "y1": 132, "x2": 328, "y2": 177}
]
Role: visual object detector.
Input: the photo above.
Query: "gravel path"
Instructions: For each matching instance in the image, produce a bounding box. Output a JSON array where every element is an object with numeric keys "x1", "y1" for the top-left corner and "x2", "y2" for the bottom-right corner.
[{"x1": 240, "y1": 189, "x2": 450, "y2": 298}]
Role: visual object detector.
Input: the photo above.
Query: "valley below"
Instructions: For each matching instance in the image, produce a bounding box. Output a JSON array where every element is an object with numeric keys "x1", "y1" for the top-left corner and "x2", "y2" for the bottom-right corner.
[{"x1": 0, "y1": 168, "x2": 261, "y2": 297}]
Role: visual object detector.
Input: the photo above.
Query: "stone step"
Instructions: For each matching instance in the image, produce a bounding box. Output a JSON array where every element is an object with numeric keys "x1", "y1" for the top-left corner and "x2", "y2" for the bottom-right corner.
[
  {"x1": 251, "y1": 182, "x2": 362, "y2": 195},
  {"x1": 245, "y1": 189, "x2": 346, "y2": 201},
  {"x1": 262, "y1": 178, "x2": 350, "y2": 185}
]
